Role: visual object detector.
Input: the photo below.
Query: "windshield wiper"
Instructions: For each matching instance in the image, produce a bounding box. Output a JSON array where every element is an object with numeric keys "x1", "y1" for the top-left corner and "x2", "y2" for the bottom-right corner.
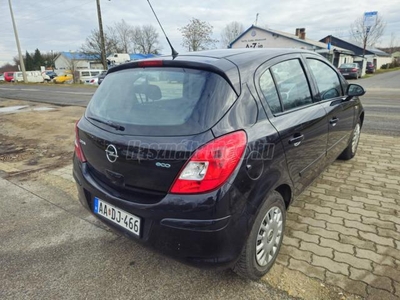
[{"x1": 87, "y1": 117, "x2": 125, "y2": 131}]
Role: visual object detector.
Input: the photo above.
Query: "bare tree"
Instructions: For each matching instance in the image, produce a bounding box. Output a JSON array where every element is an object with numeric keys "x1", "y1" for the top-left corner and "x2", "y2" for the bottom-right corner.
[
  {"x1": 388, "y1": 32, "x2": 399, "y2": 54},
  {"x1": 221, "y1": 21, "x2": 244, "y2": 48},
  {"x1": 0, "y1": 63, "x2": 18, "y2": 73},
  {"x1": 81, "y1": 29, "x2": 123, "y2": 63},
  {"x1": 130, "y1": 25, "x2": 161, "y2": 54},
  {"x1": 349, "y1": 14, "x2": 386, "y2": 56},
  {"x1": 179, "y1": 18, "x2": 218, "y2": 52},
  {"x1": 109, "y1": 19, "x2": 134, "y2": 53}
]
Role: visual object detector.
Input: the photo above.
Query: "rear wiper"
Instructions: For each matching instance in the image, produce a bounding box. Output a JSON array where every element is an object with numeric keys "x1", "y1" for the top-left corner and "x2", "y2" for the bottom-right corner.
[{"x1": 87, "y1": 117, "x2": 125, "y2": 131}]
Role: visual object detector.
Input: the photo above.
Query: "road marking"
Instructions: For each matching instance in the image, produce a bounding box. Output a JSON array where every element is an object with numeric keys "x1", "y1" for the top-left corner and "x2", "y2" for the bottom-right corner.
[
  {"x1": 0, "y1": 87, "x2": 93, "y2": 95},
  {"x1": 57, "y1": 91, "x2": 94, "y2": 95}
]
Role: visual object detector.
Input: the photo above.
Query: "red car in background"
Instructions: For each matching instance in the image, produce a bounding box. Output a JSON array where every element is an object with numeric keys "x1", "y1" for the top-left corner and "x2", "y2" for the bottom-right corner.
[{"x1": 4, "y1": 72, "x2": 15, "y2": 82}]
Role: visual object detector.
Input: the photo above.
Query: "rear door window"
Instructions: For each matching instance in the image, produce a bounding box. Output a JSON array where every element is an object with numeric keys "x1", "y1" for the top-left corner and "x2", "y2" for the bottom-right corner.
[
  {"x1": 270, "y1": 59, "x2": 313, "y2": 111},
  {"x1": 86, "y1": 68, "x2": 237, "y2": 136},
  {"x1": 307, "y1": 59, "x2": 343, "y2": 100}
]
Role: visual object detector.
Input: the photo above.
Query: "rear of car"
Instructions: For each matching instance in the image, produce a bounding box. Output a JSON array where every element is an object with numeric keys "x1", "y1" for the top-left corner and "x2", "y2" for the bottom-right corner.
[
  {"x1": 97, "y1": 72, "x2": 107, "y2": 85},
  {"x1": 73, "y1": 50, "x2": 365, "y2": 280},
  {"x1": 366, "y1": 62, "x2": 375, "y2": 73},
  {"x1": 338, "y1": 63, "x2": 360, "y2": 79},
  {"x1": 73, "y1": 58, "x2": 250, "y2": 268},
  {"x1": 84, "y1": 71, "x2": 107, "y2": 85},
  {"x1": 4, "y1": 72, "x2": 14, "y2": 82}
]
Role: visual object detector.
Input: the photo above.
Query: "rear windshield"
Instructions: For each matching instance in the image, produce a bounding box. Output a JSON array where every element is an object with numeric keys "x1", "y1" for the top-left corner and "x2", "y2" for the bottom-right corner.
[
  {"x1": 86, "y1": 67, "x2": 237, "y2": 136},
  {"x1": 340, "y1": 64, "x2": 357, "y2": 68}
]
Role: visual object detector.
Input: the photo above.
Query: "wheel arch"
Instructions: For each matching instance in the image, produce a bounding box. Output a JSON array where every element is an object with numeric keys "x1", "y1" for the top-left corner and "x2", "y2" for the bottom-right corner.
[
  {"x1": 275, "y1": 184, "x2": 293, "y2": 209},
  {"x1": 359, "y1": 111, "x2": 365, "y2": 128}
]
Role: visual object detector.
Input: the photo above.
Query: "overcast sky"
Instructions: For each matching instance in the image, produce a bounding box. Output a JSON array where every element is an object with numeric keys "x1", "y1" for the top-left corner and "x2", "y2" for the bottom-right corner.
[{"x1": 1, "y1": 0, "x2": 399, "y2": 66}]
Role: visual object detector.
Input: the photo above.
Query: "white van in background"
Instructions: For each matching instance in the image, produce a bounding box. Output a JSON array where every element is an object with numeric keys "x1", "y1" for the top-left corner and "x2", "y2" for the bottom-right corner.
[
  {"x1": 106, "y1": 53, "x2": 130, "y2": 65},
  {"x1": 75, "y1": 69, "x2": 104, "y2": 83},
  {"x1": 13, "y1": 71, "x2": 45, "y2": 83}
]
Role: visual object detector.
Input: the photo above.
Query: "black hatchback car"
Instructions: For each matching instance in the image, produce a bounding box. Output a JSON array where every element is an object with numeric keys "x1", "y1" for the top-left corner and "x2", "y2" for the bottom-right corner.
[{"x1": 73, "y1": 49, "x2": 365, "y2": 280}]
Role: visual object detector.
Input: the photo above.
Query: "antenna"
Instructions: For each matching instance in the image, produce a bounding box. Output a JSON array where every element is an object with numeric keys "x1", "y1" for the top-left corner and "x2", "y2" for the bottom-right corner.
[{"x1": 146, "y1": 0, "x2": 178, "y2": 59}]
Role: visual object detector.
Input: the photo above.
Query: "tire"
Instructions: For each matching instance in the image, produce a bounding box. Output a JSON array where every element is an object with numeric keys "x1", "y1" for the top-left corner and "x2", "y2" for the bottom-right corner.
[
  {"x1": 339, "y1": 120, "x2": 361, "y2": 160},
  {"x1": 233, "y1": 191, "x2": 286, "y2": 280}
]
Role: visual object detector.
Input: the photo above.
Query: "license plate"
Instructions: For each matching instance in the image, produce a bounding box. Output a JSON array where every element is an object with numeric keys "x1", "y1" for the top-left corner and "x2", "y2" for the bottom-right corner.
[
  {"x1": 343, "y1": 73, "x2": 349, "y2": 76},
  {"x1": 93, "y1": 197, "x2": 140, "y2": 236}
]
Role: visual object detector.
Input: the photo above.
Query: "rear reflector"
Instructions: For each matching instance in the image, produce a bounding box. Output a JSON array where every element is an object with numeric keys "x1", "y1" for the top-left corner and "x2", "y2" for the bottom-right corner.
[
  {"x1": 74, "y1": 119, "x2": 86, "y2": 162},
  {"x1": 138, "y1": 60, "x2": 163, "y2": 67},
  {"x1": 170, "y1": 131, "x2": 247, "y2": 194}
]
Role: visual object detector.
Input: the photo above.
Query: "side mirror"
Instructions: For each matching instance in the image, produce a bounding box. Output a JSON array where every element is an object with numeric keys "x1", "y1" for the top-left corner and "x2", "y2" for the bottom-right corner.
[
  {"x1": 346, "y1": 84, "x2": 366, "y2": 97},
  {"x1": 343, "y1": 84, "x2": 365, "y2": 101}
]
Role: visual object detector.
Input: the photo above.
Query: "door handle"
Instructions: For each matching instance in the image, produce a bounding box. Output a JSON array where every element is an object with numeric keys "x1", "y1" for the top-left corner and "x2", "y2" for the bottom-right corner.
[
  {"x1": 289, "y1": 134, "x2": 304, "y2": 147},
  {"x1": 330, "y1": 117, "x2": 339, "y2": 126}
]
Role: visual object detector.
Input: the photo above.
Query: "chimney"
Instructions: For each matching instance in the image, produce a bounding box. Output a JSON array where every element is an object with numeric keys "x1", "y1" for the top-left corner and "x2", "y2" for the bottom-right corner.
[
  {"x1": 295, "y1": 28, "x2": 300, "y2": 37},
  {"x1": 299, "y1": 28, "x2": 306, "y2": 40}
]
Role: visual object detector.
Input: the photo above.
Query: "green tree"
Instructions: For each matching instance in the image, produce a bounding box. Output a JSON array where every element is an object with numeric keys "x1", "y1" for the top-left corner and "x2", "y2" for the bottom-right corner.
[
  {"x1": 33, "y1": 48, "x2": 44, "y2": 70},
  {"x1": 25, "y1": 51, "x2": 34, "y2": 71},
  {"x1": 179, "y1": 18, "x2": 218, "y2": 52}
]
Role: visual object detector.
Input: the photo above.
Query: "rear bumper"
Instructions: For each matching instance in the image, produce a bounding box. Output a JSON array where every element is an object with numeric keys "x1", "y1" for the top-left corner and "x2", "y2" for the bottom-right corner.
[{"x1": 73, "y1": 157, "x2": 250, "y2": 269}]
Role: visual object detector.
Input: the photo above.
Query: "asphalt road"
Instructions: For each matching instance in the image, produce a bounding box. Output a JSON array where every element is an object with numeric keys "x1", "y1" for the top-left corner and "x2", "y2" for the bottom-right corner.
[
  {"x1": 354, "y1": 70, "x2": 400, "y2": 136},
  {"x1": 0, "y1": 84, "x2": 94, "y2": 107},
  {"x1": 0, "y1": 70, "x2": 399, "y2": 136},
  {"x1": 0, "y1": 177, "x2": 295, "y2": 300}
]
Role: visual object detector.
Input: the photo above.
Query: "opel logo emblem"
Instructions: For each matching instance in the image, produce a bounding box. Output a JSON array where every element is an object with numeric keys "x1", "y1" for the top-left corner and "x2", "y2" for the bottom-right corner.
[{"x1": 105, "y1": 144, "x2": 118, "y2": 163}]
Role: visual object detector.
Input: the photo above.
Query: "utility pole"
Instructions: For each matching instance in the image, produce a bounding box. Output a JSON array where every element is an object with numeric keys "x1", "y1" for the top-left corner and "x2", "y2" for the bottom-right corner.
[
  {"x1": 96, "y1": 0, "x2": 107, "y2": 70},
  {"x1": 8, "y1": 0, "x2": 27, "y2": 83}
]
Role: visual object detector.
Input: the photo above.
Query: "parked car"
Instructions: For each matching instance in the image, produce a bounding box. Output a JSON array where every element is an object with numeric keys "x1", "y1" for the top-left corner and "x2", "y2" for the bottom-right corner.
[
  {"x1": 0, "y1": 73, "x2": 4, "y2": 82},
  {"x1": 53, "y1": 73, "x2": 73, "y2": 84},
  {"x1": 97, "y1": 71, "x2": 107, "y2": 85},
  {"x1": 366, "y1": 62, "x2": 375, "y2": 73},
  {"x1": 44, "y1": 70, "x2": 58, "y2": 81},
  {"x1": 4, "y1": 72, "x2": 14, "y2": 82},
  {"x1": 338, "y1": 63, "x2": 361, "y2": 79},
  {"x1": 73, "y1": 49, "x2": 365, "y2": 280},
  {"x1": 84, "y1": 71, "x2": 107, "y2": 85}
]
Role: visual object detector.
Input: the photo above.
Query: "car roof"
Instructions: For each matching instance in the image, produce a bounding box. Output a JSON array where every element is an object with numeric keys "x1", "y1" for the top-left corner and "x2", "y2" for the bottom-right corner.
[
  {"x1": 111, "y1": 48, "x2": 321, "y2": 96},
  {"x1": 165, "y1": 48, "x2": 317, "y2": 68}
]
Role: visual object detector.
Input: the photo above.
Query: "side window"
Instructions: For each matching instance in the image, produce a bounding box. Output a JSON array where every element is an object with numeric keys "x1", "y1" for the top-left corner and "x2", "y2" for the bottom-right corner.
[
  {"x1": 307, "y1": 59, "x2": 342, "y2": 100},
  {"x1": 270, "y1": 59, "x2": 313, "y2": 111},
  {"x1": 259, "y1": 70, "x2": 282, "y2": 114}
]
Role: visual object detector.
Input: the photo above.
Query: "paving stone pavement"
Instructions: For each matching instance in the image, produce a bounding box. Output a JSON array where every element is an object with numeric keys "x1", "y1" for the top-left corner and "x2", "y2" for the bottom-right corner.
[
  {"x1": 49, "y1": 133, "x2": 400, "y2": 298},
  {"x1": 281, "y1": 134, "x2": 400, "y2": 299}
]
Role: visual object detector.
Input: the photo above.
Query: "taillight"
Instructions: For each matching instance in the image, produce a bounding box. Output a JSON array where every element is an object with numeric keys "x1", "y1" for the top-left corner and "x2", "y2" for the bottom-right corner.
[
  {"x1": 74, "y1": 119, "x2": 86, "y2": 162},
  {"x1": 170, "y1": 131, "x2": 247, "y2": 194},
  {"x1": 138, "y1": 60, "x2": 163, "y2": 67}
]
